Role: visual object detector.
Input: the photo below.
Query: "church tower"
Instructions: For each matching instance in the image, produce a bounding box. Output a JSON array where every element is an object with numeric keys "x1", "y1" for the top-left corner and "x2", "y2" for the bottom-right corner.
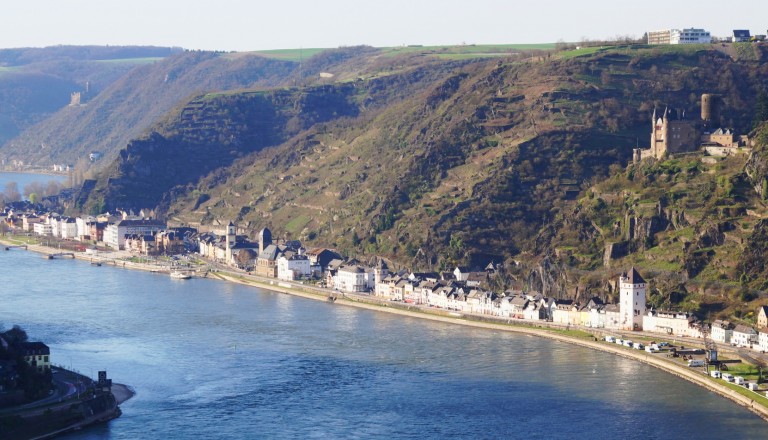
[
  {"x1": 619, "y1": 267, "x2": 646, "y2": 331},
  {"x1": 259, "y1": 227, "x2": 272, "y2": 254},
  {"x1": 374, "y1": 257, "x2": 389, "y2": 286},
  {"x1": 226, "y1": 221, "x2": 236, "y2": 250}
]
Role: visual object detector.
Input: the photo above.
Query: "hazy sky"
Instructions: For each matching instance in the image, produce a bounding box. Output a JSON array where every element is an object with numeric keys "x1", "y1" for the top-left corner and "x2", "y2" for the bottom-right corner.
[{"x1": 2, "y1": 1, "x2": 767, "y2": 51}]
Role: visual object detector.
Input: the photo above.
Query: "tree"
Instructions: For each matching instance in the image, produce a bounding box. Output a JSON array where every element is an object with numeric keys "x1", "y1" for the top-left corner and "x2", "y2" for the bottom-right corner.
[
  {"x1": 754, "y1": 89, "x2": 768, "y2": 128},
  {"x1": 3, "y1": 182, "x2": 20, "y2": 202},
  {"x1": 3, "y1": 325, "x2": 28, "y2": 344}
]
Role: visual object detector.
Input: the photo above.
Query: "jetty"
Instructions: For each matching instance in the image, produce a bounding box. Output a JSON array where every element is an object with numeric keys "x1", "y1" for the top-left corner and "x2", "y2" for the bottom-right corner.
[
  {"x1": 45, "y1": 252, "x2": 75, "y2": 259},
  {"x1": 5, "y1": 244, "x2": 27, "y2": 250}
]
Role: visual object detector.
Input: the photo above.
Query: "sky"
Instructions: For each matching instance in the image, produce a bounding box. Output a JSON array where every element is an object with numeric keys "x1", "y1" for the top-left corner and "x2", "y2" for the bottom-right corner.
[{"x1": 1, "y1": 0, "x2": 767, "y2": 51}]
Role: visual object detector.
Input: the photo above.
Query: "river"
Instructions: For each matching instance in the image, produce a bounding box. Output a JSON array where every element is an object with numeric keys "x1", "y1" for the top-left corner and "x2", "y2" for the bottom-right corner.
[
  {"x1": 0, "y1": 171, "x2": 67, "y2": 198},
  {"x1": 0, "y1": 250, "x2": 765, "y2": 439}
]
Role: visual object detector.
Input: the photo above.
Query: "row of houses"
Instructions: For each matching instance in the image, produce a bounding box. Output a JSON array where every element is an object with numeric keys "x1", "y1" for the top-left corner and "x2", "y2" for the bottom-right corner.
[
  {"x1": 647, "y1": 28, "x2": 767, "y2": 45},
  {"x1": 6, "y1": 206, "x2": 768, "y2": 352}
]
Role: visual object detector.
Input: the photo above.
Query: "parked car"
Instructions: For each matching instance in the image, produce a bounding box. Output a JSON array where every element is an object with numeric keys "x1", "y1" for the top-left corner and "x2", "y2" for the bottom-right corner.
[
  {"x1": 710, "y1": 370, "x2": 722, "y2": 378},
  {"x1": 722, "y1": 373, "x2": 735, "y2": 382}
]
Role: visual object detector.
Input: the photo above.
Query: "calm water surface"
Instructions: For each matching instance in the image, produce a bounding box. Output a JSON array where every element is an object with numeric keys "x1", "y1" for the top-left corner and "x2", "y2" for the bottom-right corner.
[
  {"x1": 0, "y1": 250, "x2": 765, "y2": 439},
  {"x1": 0, "y1": 172, "x2": 67, "y2": 194}
]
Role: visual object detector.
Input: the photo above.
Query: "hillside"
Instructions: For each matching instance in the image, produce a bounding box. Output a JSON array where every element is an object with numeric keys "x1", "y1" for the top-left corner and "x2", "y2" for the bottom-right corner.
[
  {"x1": 0, "y1": 46, "x2": 181, "y2": 148},
  {"x1": 1, "y1": 50, "x2": 302, "y2": 170},
  {"x1": 74, "y1": 44, "x2": 768, "y2": 314}
]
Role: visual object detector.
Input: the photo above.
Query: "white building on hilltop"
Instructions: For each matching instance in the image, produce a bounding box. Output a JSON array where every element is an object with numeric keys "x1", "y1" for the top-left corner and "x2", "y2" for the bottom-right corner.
[{"x1": 619, "y1": 267, "x2": 646, "y2": 331}]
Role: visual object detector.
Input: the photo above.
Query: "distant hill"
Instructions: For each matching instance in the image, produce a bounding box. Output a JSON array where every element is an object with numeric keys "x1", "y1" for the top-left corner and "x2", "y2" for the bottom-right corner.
[
  {"x1": 0, "y1": 50, "x2": 302, "y2": 170},
  {"x1": 0, "y1": 46, "x2": 182, "y2": 147}
]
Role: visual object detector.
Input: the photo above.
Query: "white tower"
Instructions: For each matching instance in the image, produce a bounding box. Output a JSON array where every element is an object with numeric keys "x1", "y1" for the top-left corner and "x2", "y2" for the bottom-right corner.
[
  {"x1": 619, "y1": 267, "x2": 647, "y2": 331},
  {"x1": 226, "y1": 221, "x2": 236, "y2": 250}
]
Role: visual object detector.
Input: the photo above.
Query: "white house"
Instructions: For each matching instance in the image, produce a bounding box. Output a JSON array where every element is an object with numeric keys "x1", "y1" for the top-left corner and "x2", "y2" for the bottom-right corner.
[
  {"x1": 60, "y1": 217, "x2": 77, "y2": 240},
  {"x1": 75, "y1": 216, "x2": 97, "y2": 240},
  {"x1": 103, "y1": 219, "x2": 166, "y2": 250},
  {"x1": 732, "y1": 325, "x2": 758, "y2": 348},
  {"x1": 670, "y1": 28, "x2": 711, "y2": 44},
  {"x1": 711, "y1": 320, "x2": 734, "y2": 344},
  {"x1": 277, "y1": 254, "x2": 311, "y2": 281},
  {"x1": 33, "y1": 222, "x2": 53, "y2": 236},
  {"x1": 757, "y1": 329, "x2": 768, "y2": 353},
  {"x1": 643, "y1": 311, "x2": 703, "y2": 338},
  {"x1": 333, "y1": 265, "x2": 373, "y2": 293}
]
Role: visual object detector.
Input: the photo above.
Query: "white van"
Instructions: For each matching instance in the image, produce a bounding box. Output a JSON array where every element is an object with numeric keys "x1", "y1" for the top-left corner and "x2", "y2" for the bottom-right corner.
[
  {"x1": 687, "y1": 359, "x2": 705, "y2": 367},
  {"x1": 604, "y1": 336, "x2": 615, "y2": 343},
  {"x1": 645, "y1": 346, "x2": 658, "y2": 353},
  {"x1": 633, "y1": 342, "x2": 644, "y2": 350},
  {"x1": 734, "y1": 376, "x2": 745, "y2": 385},
  {"x1": 710, "y1": 370, "x2": 722, "y2": 378},
  {"x1": 722, "y1": 373, "x2": 735, "y2": 382},
  {"x1": 747, "y1": 383, "x2": 759, "y2": 391},
  {"x1": 623, "y1": 340, "x2": 633, "y2": 348}
]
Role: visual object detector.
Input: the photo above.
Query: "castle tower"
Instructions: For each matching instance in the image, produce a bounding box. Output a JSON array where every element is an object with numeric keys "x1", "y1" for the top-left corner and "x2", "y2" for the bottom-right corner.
[
  {"x1": 259, "y1": 227, "x2": 272, "y2": 254},
  {"x1": 701, "y1": 93, "x2": 720, "y2": 129},
  {"x1": 619, "y1": 267, "x2": 646, "y2": 331},
  {"x1": 650, "y1": 107, "x2": 667, "y2": 159}
]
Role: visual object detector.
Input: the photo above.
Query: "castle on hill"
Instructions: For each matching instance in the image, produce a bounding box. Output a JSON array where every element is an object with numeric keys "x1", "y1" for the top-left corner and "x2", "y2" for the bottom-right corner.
[{"x1": 633, "y1": 93, "x2": 750, "y2": 162}]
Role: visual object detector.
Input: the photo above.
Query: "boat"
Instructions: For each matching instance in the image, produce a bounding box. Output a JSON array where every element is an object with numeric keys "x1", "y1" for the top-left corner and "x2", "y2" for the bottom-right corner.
[{"x1": 170, "y1": 271, "x2": 191, "y2": 280}]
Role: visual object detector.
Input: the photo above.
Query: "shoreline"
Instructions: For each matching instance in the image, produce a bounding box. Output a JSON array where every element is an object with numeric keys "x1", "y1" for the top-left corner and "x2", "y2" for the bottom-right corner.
[
  {"x1": 4, "y1": 237, "x2": 768, "y2": 423},
  {"x1": 210, "y1": 274, "x2": 768, "y2": 422}
]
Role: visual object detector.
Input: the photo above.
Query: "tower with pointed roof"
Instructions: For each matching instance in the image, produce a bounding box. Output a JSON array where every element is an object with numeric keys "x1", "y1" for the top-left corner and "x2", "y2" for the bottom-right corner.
[
  {"x1": 374, "y1": 257, "x2": 389, "y2": 287},
  {"x1": 619, "y1": 267, "x2": 646, "y2": 331},
  {"x1": 226, "y1": 221, "x2": 236, "y2": 250}
]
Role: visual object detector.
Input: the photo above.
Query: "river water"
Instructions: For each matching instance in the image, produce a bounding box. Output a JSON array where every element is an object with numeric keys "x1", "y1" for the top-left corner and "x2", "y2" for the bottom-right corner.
[
  {"x1": 0, "y1": 172, "x2": 67, "y2": 195},
  {"x1": 0, "y1": 250, "x2": 765, "y2": 439}
]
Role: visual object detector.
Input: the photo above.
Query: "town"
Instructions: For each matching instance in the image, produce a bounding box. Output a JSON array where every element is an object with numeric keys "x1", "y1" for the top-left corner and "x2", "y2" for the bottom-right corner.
[{"x1": 4, "y1": 201, "x2": 768, "y2": 359}]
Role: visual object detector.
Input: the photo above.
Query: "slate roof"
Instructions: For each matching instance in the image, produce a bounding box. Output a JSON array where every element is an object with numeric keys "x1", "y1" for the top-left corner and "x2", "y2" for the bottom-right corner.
[{"x1": 625, "y1": 267, "x2": 646, "y2": 284}]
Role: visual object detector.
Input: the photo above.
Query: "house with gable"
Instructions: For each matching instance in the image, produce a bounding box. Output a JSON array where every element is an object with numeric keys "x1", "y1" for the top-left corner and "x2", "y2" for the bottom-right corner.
[
  {"x1": 256, "y1": 244, "x2": 283, "y2": 278},
  {"x1": 711, "y1": 320, "x2": 734, "y2": 344},
  {"x1": 757, "y1": 306, "x2": 768, "y2": 329},
  {"x1": 732, "y1": 324, "x2": 758, "y2": 348},
  {"x1": 523, "y1": 300, "x2": 546, "y2": 321},
  {"x1": 277, "y1": 252, "x2": 311, "y2": 281},
  {"x1": 453, "y1": 267, "x2": 471, "y2": 282},
  {"x1": 333, "y1": 264, "x2": 375, "y2": 293}
]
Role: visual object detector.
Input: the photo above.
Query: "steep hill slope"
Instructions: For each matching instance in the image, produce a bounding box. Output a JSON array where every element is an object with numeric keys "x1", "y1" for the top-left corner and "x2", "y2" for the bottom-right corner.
[
  {"x1": 81, "y1": 45, "x2": 768, "y2": 289},
  {"x1": 1, "y1": 50, "x2": 301, "y2": 169},
  {"x1": 0, "y1": 46, "x2": 180, "y2": 147}
]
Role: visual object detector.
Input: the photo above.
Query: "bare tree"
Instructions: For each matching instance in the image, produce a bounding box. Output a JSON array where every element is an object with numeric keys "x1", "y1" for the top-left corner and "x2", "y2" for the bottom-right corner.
[{"x1": 3, "y1": 182, "x2": 20, "y2": 202}]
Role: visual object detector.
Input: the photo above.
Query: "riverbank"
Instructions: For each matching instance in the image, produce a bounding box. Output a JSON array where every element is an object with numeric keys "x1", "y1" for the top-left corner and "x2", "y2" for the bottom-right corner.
[
  {"x1": 4, "y1": 236, "x2": 768, "y2": 423},
  {"x1": 209, "y1": 273, "x2": 768, "y2": 422}
]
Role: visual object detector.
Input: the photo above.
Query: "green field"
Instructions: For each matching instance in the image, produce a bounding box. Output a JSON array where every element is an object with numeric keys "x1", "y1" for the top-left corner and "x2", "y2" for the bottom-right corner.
[
  {"x1": 245, "y1": 43, "x2": 557, "y2": 62},
  {"x1": 93, "y1": 57, "x2": 166, "y2": 65},
  {"x1": 380, "y1": 43, "x2": 555, "y2": 58},
  {"x1": 248, "y1": 48, "x2": 328, "y2": 61}
]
